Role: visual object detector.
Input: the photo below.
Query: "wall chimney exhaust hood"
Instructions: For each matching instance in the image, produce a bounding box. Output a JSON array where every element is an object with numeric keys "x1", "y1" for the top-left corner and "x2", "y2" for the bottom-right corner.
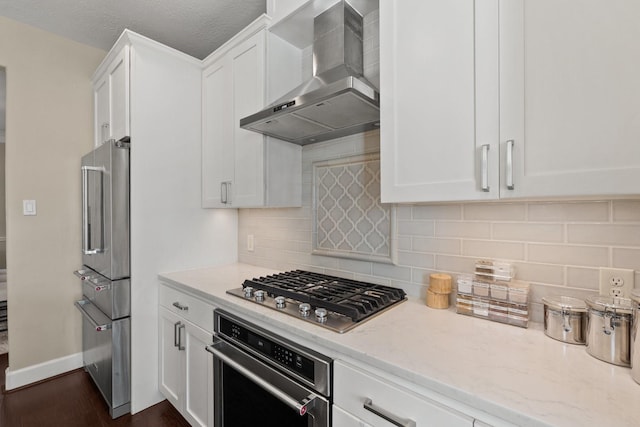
[{"x1": 240, "y1": 1, "x2": 379, "y2": 146}]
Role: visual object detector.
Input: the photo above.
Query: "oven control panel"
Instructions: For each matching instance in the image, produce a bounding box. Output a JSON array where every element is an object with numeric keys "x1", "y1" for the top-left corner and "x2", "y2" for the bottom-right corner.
[{"x1": 219, "y1": 316, "x2": 315, "y2": 382}]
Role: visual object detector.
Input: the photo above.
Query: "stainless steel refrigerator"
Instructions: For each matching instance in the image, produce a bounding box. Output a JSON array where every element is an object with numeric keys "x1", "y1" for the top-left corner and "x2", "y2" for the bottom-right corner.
[{"x1": 74, "y1": 139, "x2": 131, "y2": 418}]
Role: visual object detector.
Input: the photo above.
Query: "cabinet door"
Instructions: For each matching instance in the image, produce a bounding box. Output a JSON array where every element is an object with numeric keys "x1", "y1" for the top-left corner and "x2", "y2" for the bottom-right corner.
[
  {"x1": 107, "y1": 46, "x2": 130, "y2": 142},
  {"x1": 380, "y1": 0, "x2": 500, "y2": 203},
  {"x1": 500, "y1": 0, "x2": 640, "y2": 198},
  {"x1": 94, "y1": 76, "x2": 109, "y2": 146},
  {"x1": 184, "y1": 322, "x2": 214, "y2": 427},
  {"x1": 158, "y1": 306, "x2": 183, "y2": 409},
  {"x1": 202, "y1": 57, "x2": 234, "y2": 208},
  {"x1": 231, "y1": 31, "x2": 266, "y2": 207}
]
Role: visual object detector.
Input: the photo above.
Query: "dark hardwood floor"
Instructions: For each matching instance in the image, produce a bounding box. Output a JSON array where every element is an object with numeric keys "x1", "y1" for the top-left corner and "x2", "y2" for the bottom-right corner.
[{"x1": 0, "y1": 352, "x2": 190, "y2": 427}]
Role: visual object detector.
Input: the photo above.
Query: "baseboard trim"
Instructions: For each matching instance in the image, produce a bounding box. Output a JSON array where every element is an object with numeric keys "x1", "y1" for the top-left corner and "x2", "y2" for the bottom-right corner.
[{"x1": 5, "y1": 352, "x2": 83, "y2": 390}]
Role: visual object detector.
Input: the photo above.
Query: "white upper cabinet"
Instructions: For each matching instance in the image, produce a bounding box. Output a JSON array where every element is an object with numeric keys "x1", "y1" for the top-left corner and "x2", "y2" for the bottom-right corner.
[
  {"x1": 499, "y1": 0, "x2": 640, "y2": 198},
  {"x1": 380, "y1": 0, "x2": 500, "y2": 203},
  {"x1": 93, "y1": 46, "x2": 130, "y2": 146},
  {"x1": 381, "y1": 0, "x2": 640, "y2": 204},
  {"x1": 202, "y1": 17, "x2": 302, "y2": 208}
]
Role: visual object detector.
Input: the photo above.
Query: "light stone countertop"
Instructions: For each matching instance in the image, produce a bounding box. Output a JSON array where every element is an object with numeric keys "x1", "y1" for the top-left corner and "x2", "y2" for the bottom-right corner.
[{"x1": 159, "y1": 263, "x2": 640, "y2": 427}]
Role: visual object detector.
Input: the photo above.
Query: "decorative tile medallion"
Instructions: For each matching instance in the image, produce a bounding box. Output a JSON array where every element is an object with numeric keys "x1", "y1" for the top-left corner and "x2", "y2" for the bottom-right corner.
[{"x1": 313, "y1": 154, "x2": 396, "y2": 264}]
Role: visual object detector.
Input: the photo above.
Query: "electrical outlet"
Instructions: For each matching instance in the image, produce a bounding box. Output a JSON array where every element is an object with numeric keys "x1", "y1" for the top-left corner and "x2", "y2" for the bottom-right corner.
[
  {"x1": 599, "y1": 268, "x2": 634, "y2": 298},
  {"x1": 247, "y1": 234, "x2": 254, "y2": 252}
]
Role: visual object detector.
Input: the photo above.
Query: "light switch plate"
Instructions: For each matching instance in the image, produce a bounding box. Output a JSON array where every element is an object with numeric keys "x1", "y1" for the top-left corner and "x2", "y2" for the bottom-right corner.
[{"x1": 23, "y1": 200, "x2": 37, "y2": 216}]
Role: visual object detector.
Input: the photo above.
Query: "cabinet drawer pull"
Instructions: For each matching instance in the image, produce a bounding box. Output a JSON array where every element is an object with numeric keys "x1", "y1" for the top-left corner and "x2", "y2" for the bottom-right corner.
[
  {"x1": 172, "y1": 301, "x2": 188, "y2": 311},
  {"x1": 363, "y1": 398, "x2": 416, "y2": 427},
  {"x1": 481, "y1": 144, "x2": 490, "y2": 192},
  {"x1": 506, "y1": 139, "x2": 515, "y2": 190}
]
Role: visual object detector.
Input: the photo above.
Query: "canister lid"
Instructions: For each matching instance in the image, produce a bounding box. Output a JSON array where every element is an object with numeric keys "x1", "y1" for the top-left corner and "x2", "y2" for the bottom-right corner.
[
  {"x1": 542, "y1": 296, "x2": 587, "y2": 312},
  {"x1": 585, "y1": 295, "x2": 633, "y2": 314}
]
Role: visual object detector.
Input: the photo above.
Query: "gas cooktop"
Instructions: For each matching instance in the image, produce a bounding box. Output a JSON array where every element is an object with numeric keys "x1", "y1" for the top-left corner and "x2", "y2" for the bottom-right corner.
[{"x1": 227, "y1": 270, "x2": 407, "y2": 333}]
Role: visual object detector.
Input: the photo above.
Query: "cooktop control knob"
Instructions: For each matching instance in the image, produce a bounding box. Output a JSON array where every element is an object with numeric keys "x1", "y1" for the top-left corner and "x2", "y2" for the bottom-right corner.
[
  {"x1": 299, "y1": 303, "x2": 311, "y2": 317},
  {"x1": 315, "y1": 308, "x2": 328, "y2": 323},
  {"x1": 254, "y1": 290, "x2": 265, "y2": 302},
  {"x1": 243, "y1": 287, "x2": 254, "y2": 298},
  {"x1": 275, "y1": 296, "x2": 286, "y2": 309}
]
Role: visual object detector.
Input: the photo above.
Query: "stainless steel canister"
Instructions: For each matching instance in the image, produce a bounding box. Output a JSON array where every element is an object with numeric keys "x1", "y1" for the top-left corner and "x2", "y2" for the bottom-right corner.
[
  {"x1": 542, "y1": 296, "x2": 588, "y2": 344},
  {"x1": 585, "y1": 296, "x2": 633, "y2": 367},
  {"x1": 631, "y1": 290, "x2": 640, "y2": 384}
]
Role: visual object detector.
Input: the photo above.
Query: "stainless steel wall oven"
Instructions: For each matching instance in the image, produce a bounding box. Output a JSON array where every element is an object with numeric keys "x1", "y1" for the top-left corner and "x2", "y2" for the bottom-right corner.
[{"x1": 207, "y1": 310, "x2": 331, "y2": 427}]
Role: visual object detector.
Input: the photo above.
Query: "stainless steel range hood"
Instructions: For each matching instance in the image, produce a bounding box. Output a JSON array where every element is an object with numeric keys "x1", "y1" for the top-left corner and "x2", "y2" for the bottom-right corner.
[{"x1": 240, "y1": 1, "x2": 379, "y2": 146}]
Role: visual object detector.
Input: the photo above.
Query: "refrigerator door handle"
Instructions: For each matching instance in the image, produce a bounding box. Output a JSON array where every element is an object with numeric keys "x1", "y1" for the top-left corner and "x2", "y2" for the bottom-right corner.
[
  {"x1": 82, "y1": 165, "x2": 105, "y2": 255},
  {"x1": 75, "y1": 300, "x2": 112, "y2": 332}
]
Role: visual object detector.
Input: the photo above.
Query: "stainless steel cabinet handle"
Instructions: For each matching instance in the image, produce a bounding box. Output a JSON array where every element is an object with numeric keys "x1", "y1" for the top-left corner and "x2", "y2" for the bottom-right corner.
[
  {"x1": 172, "y1": 302, "x2": 188, "y2": 311},
  {"x1": 481, "y1": 144, "x2": 490, "y2": 192},
  {"x1": 221, "y1": 182, "x2": 227, "y2": 204},
  {"x1": 75, "y1": 301, "x2": 112, "y2": 332},
  {"x1": 363, "y1": 398, "x2": 416, "y2": 427},
  {"x1": 101, "y1": 122, "x2": 110, "y2": 143},
  {"x1": 506, "y1": 139, "x2": 515, "y2": 190},
  {"x1": 174, "y1": 321, "x2": 182, "y2": 347},
  {"x1": 178, "y1": 324, "x2": 185, "y2": 351},
  {"x1": 81, "y1": 165, "x2": 105, "y2": 255},
  {"x1": 206, "y1": 344, "x2": 318, "y2": 416},
  {"x1": 94, "y1": 285, "x2": 110, "y2": 292}
]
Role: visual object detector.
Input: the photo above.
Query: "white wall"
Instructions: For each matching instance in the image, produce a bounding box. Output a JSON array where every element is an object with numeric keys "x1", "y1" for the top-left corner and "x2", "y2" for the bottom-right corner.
[
  {"x1": 127, "y1": 36, "x2": 238, "y2": 412},
  {"x1": 238, "y1": 130, "x2": 640, "y2": 323},
  {"x1": 0, "y1": 16, "x2": 106, "y2": 371}
]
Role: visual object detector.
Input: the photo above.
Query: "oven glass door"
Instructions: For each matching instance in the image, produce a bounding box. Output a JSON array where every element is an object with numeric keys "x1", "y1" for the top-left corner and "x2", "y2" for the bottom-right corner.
[{"x1": 208, "y1": 339, "x2": 329, "y2": 427}]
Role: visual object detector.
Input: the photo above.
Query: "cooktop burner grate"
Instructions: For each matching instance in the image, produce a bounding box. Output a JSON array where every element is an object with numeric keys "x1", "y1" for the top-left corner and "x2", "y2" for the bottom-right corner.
[{"x1": 242, "y1": 270, "x2": 406, "y2": 322}]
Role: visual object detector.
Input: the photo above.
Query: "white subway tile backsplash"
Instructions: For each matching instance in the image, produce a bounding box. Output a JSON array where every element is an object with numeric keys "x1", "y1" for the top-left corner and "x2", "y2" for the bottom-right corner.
[
  {"x1": 434, "y1": 255, "x2": 476, "y2": 273},
  {"x1": 412, "y1": 268, "x2": 437, "y2": 285},
  {"x1": 566, "y1": 267, "x2": 600, "y2": 290},
  {"x1": 435, "y1": 221, "x2": 491, "y2": 238},
  {"x1": 492, "y1": 223, "x2": 564, "y2": 243},
  {"x1": 412, "y1": 237, "x2": 461, "y2": 255},
  {"x1": 568, "y1": 224, "x2": 640, "y2": 246},
  {"x1": 612, "y1": 200, "x2": 640, "y2": 222},
  {"x1": 612, "y1": 248, "x2": 640, "y2": 271},
  {"x1": 238, "y1": 135, "x2": 640, "y2": 325},
  {"x1": 529, "y1": 284, "x2": 598, "y2": 305},
  {"x1": 511, "y1": 262, "x2": 564, "y2": 285},
  {"x1": 462, "y1": 240, "x2": 525, "y2": 260},
  {"x1": 397, "y1": 236, "x2": 412, "y2": 251},
  {"x1": 397, "y1": 251, "x2": 435, "y2": 269},
  {"x1": 528, "y1": 244, "x2": 609, "y2": 267},
  {"x1": 372, "y1": 263, "x2": 412, "y2": 282},
  {"x1": 528, "y1": 201, "x2": 610, "y2": 222},
  {"x1": 412, "y1": 204, "x2": 462, "y2": 220},
  {"x1": 396, "y1": 206, "x2": 412, "y2": 220},
  {"x1": 398, "y1": 220, "x2": 434, "y2": 237},
  {"x1": 463, "y1": 203, "x2": 526, "y2": 221},
  {"x1": 337, "y1": 259, "x2": 373, "y2": 275}
]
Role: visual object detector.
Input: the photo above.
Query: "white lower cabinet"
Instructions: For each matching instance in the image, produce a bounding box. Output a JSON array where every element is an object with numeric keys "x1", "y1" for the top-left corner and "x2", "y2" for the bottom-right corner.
[
  {"x1": 159, "y1": 286, "x2": 214, "y2": 427},
  {"x1": 334, "y1": 360, "x2": 474, "y2": 427},
  {"x1": 333, "y1": 404, "x2": 372, "y2": 427}
]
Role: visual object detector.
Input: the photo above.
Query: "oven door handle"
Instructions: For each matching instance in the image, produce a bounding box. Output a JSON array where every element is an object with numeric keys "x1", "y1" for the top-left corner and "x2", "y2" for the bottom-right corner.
[{"x1": 206, "y1": 342, "x2": 318, "y2": 416}]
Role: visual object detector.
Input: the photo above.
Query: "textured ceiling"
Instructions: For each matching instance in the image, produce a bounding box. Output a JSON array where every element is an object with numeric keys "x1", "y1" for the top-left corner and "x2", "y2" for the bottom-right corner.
[{"x1": 0, "y1": 0, "x2": 266, "y2": 60}]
